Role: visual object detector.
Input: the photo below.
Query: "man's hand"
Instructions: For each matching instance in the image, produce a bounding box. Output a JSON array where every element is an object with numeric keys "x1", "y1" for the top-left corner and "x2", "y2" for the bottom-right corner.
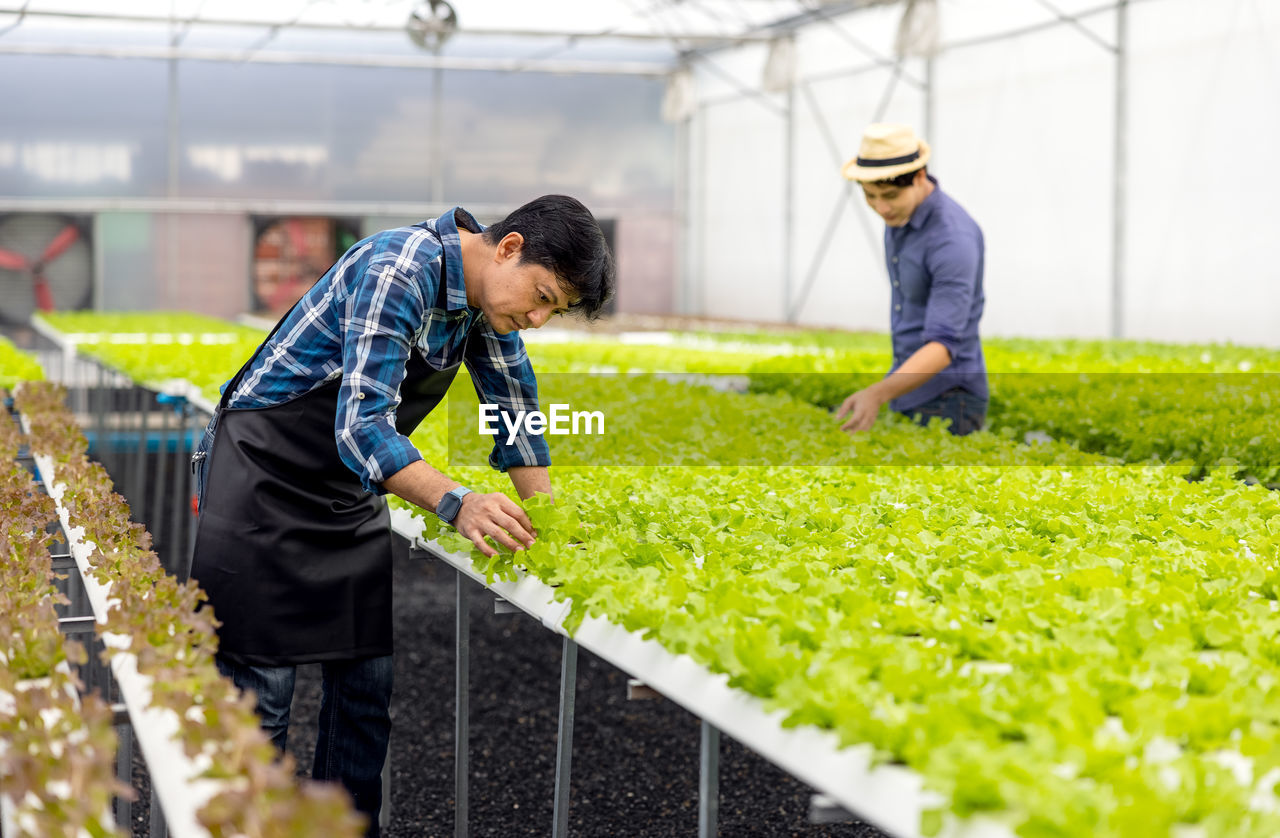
[
  {"x1": 453, "y1": 491, "x2": 537, "y2": 558},
  {"x1": 835, "y1": 388, "x2": 886, "y2": 433},
  {"x1": 834, "y1": 342, "x2": 953, "y2": 434},
  {"x1": 384, "y1": 461, "x2": 551, "y2": 558}
]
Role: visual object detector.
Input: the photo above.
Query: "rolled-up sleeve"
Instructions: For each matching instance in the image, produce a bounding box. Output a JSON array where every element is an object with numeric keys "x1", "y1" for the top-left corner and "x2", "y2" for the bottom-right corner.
[
  {"x1": 920, "y1": 226, "x2": 982, "y2": 361},
  {"x1": 336, "y1": 258, "x2": 428, "y2": 494},
  {"x1": 465, "y1": 326, "x2": 551, "y2": 472}
]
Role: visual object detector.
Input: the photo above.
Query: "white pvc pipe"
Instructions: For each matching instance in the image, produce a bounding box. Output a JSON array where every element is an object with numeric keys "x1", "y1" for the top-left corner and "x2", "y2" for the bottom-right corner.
[{"x1": 32, "y1": 452, "x2": 224, "y2": 838}]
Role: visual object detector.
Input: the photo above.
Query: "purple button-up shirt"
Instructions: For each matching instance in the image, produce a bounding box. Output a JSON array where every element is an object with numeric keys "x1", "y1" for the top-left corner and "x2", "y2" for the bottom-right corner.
[{"x1": 884, "y1": 175, "x2": 988, "y2": 411}]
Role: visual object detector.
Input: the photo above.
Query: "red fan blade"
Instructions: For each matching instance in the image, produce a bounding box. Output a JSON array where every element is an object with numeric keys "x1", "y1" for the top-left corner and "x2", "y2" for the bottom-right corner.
[
  {"x1": 34, "y1": 271, "x2": 55, "y2": 312},
  {"x1": 41, "y1": 225, "x2": 80, "y2": 263},
  {"x1": 0, "y1": 247, "x2": 29, "y2": 271},
  {"x1": 286, "y1": 219, "x2": 308, "y2": 258}
]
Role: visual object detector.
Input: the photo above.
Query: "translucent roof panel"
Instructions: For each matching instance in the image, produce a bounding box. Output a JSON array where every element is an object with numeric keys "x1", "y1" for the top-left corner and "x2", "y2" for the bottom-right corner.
[
  {"x1": 0, "y1": 0, "x2": 833, "y2": 35},
  {"x1": 0, "y1": 0, "x2": 869, "y2": 72}
]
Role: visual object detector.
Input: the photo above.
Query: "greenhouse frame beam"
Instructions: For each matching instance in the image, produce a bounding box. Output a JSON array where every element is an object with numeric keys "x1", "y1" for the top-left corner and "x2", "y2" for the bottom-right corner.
[
  {"x1": 0, "y1": 40, "x2": 673, "y2": 75},
  {"x1": 0, "y1": 7, "x2": 779, "y2": 45},
  {"x1": 783, "y1": 80, "x2": 877, "y2": 322},
  {"x1": 0, "y1": 196, "x2": 634, "y2": 223},
  {"x1": 939, "y1": 0, "x2": 1126, "y2": 53}
]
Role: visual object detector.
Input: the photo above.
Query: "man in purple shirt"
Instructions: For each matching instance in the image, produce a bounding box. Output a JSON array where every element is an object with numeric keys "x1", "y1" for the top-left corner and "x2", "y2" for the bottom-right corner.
[{"x1": 835, "y1": 123, "x2": 988, "y2": 436}]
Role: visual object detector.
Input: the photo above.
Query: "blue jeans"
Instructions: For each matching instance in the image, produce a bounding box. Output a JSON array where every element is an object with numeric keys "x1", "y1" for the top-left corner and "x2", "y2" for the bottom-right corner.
[
  {"x1": 900, "y1": 387, "x2": 987, "y2": 436},
  {"x1": 216, "y1": 655, "x2": 393, "y2": 837}
]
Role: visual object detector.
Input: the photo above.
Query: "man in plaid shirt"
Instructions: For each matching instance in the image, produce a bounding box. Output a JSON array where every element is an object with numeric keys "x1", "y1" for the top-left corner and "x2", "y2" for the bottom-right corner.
[{"x1": 191, "y1": 195, "x2": 613, "y2": 834}]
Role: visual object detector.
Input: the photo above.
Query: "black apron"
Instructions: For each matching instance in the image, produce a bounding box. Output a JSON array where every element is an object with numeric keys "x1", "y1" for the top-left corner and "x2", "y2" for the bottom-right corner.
[{"x1": 191, "y1": 319, "x2": 467, "y2": 667}]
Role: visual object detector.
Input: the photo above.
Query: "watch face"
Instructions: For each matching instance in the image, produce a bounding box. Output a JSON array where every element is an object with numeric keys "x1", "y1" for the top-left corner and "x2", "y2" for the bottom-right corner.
[{"x1": 438, "y1": 492, "x2": 461, "y2": 524}]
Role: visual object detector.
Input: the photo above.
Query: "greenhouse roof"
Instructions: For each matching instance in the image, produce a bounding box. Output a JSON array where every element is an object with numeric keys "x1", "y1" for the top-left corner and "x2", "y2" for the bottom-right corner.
[{"x1": 0, "y1": 0, "x2": 886, "y2": 75}]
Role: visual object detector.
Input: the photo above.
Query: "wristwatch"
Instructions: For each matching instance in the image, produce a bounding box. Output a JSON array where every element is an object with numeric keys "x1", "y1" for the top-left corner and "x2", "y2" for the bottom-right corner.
[{"x1": 436, "y1": 486, "x2": 473, "y2": 526}]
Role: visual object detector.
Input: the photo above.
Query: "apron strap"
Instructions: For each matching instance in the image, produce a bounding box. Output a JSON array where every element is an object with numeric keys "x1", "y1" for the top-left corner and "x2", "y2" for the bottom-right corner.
[{"x1": 216, "y1": 299, "x2": 304, "y2": 412}]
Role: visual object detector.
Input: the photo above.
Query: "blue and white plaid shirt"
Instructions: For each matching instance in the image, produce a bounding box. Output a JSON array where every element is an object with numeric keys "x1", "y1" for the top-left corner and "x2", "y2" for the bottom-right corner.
[{"x1": 226, "y1": 207, "x2": 549, "y2": 494}]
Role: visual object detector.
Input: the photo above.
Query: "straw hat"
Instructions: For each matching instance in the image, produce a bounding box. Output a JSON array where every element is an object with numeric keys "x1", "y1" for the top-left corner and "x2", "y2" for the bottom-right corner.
[{"x1": 841, "y1": 123, "x2": 931, "y2": 182}]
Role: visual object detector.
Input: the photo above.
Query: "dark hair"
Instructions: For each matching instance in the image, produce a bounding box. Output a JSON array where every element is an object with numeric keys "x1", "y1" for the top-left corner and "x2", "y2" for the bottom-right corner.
[
  {"x1": 873, "y1": 166, "x2": 927, "y2": 189},
  {"x1": 484, "y1": 195, "x2": 615, "y2": 320}
]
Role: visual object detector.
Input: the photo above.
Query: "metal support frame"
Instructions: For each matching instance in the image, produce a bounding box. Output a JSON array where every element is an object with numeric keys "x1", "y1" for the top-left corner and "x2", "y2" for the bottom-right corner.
[
  {"x1": 167, "y1": 400, "x2": 189, "y2": 581},
  {"x1": 686, "y1": 0, "x2": 1142, "y2": 330},
  {"x1": 552, "y1": 637, "x2": 578, "y2": 838},
  {"x1": 151, "y1": 788, "x2": 168, "y2": 837},
  {"x1": 151, "y1": 400, "x2": 170, "y2": 550},
  {"x1": 698, "y1": 720, "x2": 720, "y2": 837},
  {"x1": 923, "y1": 54, "x2": 935, "y2": 151},
  {"x1": 437, "y1": 553, "x2": 736, "y2": 838},
  {"x1": 674, "y1": 69, "x2": 695, "y2": 317},
  {"x1": 782, "y1": 83, "x2": 796, "y2": 323},
  {"x1": 130, "y1": 388, "x2": 148, "y2": 523},
  {"x1": 455, "y1": 570, "x2": 471, "y2": 838},
  {"x1": 431, "y1": 62, "x2": 445, "y2": 206},
  {"x1": 0, "y1": 41, "x2": 671, "y2": 76},
  {"x1": 49, "y1": 510, "x2": 133, "y2": 832},
  {"x1": 449, "y1": 567, "x2": 580, "y2": 838},
  {"x1": 0, "y1": 8, "x2": 779, "y2": 46},
  {"x1": 115, "y1": 720, "x2": 133, "y2": 829},
  {"x1": 1111, "y1": 0, "x2": 1128, "y2": 339},
  {"x1": 782, "y1": 80, "x2": 886, "y2": 322}
]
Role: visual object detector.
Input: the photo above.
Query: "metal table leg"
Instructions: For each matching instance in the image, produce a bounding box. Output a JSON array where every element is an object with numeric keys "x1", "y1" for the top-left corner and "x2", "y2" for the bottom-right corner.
[
  {"x1": 699, "y1": 721, "x2": 720, "y2": 838},
  {"x1": 151, "y1": 786, "x2": 167, "y2": 838},
  {"x1": 115, "y1": 719, "x2": 132, "y2": 830},
  {"x1": 167, "y1": 401, "x2": 186, "y2": 578},
  {"x1": 552, "y1": 637, "x2": 578, "y2": 838},
  {"x1": 455, "y1": 571, "x2": 470, "y2": 838}
]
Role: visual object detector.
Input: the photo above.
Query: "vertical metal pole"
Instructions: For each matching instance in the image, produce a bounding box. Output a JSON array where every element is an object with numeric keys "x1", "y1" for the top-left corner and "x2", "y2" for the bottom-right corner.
[
  {"x1": 431, "y1": 60, "x2": 444, "y2": 206},
  {"x1": 120, "y1": 387, "x2": 136, "y2": 505},
  {"x1": 60, "y1": 345, "x2": 73, "y2": 397},
  {"x1": 131, "y1": 390, "x2": 149, "y2": 524},
  {"x1": 696, "y1": 101, "x2": 710, "y2": 317},
  {"x1": 552, "y1": 637, "x2": 578, "y2": 838},
  {"x1": 115, "y1": 723, "x2": 132, "y2": 829},
  {"x1": 1111, "y1": 0, "x2": 1129, "y2": 339},
  {"x1": 187, "y1": 411, "x2": 205, "y2": 566},
  {"x1": 93, "y1": 361, "x2": 107, "y2": 466},
  {"x1": 168, "y1": 402, "x2": 186, "y2": 579},
  {"x1": 151, "y1": 787, "x2": 168, "y2": 838},
  {"x1": 166, "y1": 1, "x2": 181, "y2": 310},
  {"x1": 674, "y1": 77, "x2": 693, "y2": 316},
  {"x1": 782, "y1": 82, "x2": 796, "y2": 322},
  {"x1": 151, "y1": 399, "x2": 170, "y2": 558},
  {"x1": 454, "y1": 571, "x2": 470, "y2": 838},
  {"x1": 698, "y1": 721, "x2": 720, "y2": 838},
  {"x1": 923, "y1": 55, "x2": 935, "y2": 149}
]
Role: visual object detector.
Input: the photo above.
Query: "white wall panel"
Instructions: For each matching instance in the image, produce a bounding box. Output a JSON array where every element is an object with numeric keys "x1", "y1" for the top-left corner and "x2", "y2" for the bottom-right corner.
[
  {"x1": 1123, "y1": 0, "x2": 1280, "y2": 347},
  {"x1": 933, "y1": 20, "x2": 1115, "y2": 340},
  {"x1": 690, "y1": 98, "x2": 786, "y2": 321}
]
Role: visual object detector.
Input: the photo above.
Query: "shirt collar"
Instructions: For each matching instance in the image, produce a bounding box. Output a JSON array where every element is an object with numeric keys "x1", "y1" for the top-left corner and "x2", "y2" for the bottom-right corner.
[
  {"x1": 906, "y1": 174, "x2": 942, "y2": 231},
  {"x1": 434, "y1": 206, "x2": 485, "y2": 312}
]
